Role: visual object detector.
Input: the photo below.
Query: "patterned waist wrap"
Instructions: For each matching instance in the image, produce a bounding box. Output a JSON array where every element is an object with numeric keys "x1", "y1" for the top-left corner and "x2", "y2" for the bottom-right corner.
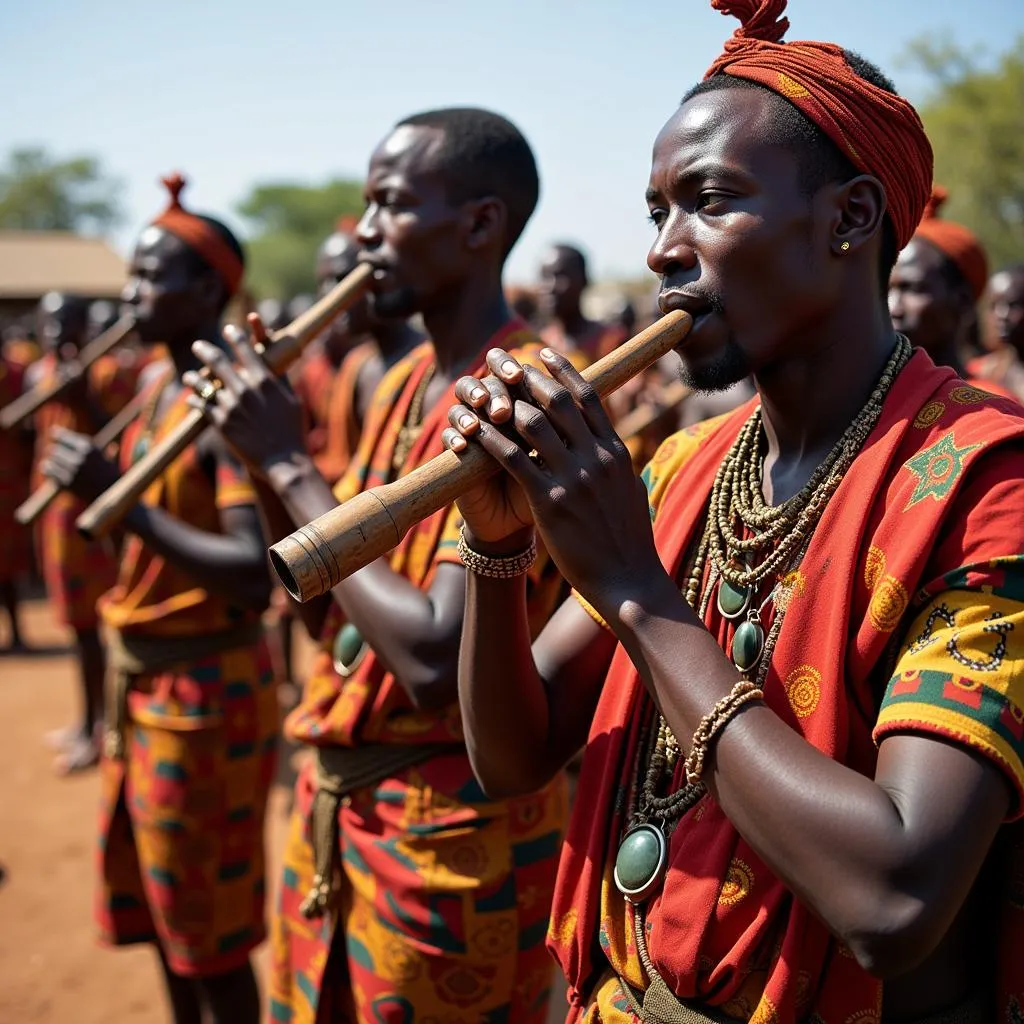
[{"x1": 104, "y1": 621, "x2": 264, "y2": 759}]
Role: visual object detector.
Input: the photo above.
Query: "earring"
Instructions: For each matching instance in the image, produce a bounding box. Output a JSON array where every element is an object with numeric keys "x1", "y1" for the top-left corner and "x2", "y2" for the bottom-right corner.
[{"x1": 840, "y1": 241, "x2": 851, "y2": 252}]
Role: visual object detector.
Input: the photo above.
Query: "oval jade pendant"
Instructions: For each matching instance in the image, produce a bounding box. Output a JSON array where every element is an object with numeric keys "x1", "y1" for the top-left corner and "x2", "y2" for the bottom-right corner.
[
  {"x1": 333, "y1": 622, "x2": 368, "y2": 678},
  {"x1": 717, "y1": 579, "x2": 751, "y2": 620},
  {"x1": 614, "y1": 823, "x2": 668, "y2": 904},
  {"x1": 732, "y1": 620, "x2": 765, "y2": 673}
]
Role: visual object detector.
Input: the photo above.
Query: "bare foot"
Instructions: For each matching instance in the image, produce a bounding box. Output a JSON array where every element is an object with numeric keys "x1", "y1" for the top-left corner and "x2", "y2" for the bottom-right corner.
[{"x1": 54, "y1": 733, "x2": 100, "y2": 775}]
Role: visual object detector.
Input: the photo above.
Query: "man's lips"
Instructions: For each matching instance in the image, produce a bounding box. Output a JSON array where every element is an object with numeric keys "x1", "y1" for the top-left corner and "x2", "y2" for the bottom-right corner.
[{"x1": 658, "y1": 291, "x2": 713, "y2": 322}]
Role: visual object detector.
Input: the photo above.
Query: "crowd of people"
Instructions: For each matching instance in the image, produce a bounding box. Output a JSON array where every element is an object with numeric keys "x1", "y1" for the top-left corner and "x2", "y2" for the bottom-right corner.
[{"x1": 3, "y1": 0, "x2": 1024, "y2": 1021}]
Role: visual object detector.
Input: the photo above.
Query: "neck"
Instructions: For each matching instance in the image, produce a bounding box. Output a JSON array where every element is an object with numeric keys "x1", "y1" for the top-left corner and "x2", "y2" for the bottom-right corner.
[
  {"x1": 421, "y1": 276, "x2": 512, "y2": 380},
  {"x1": 372, "y1": 320, "x2": 422, "y2": 367},
  {"x1": 166, "y1": 320, "x2": 221, "y2": 378},
  {"x1": 556, "y1": 306, "x2": 589, "y2": 338},
  {"x1": 755, "y1": 299, "x2": 898, "y2": 502}
]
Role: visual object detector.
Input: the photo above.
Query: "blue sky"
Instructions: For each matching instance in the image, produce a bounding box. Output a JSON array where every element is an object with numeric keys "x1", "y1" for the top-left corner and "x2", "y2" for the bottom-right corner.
[{"x1": 3, "y1": 0, "x2": 1021, "y2": 289}]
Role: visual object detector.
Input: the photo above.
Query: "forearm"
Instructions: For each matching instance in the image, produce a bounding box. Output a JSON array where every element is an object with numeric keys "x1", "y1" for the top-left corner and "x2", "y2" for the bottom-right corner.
[
  {"x1": 611, "y1": 584, "x2": 988, "y2": 970},
  {"x1": 265, "y1": 452, "x2": 462, "y2": 706},
  {"x1": 122, "y1": 504, "x2": 269, "y2": 610},
  {"x1": 459, "y1": 569, "x2": 553, "y2": 796}
]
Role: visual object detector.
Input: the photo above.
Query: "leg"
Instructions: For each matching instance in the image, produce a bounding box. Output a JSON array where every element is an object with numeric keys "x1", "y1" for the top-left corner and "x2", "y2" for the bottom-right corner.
[
  {"x1": 54, "y1": 626, "x2": 105, "y2": 773},
  {"x1": 197, "y1": 960, "x2": 260, "y2": 1024},
  {"x1": 155, "y1": 945, "x2": 203, "y2": 1024},
  {"x1": 0, "y1": 579, "x2": 26, "y2": 651}
]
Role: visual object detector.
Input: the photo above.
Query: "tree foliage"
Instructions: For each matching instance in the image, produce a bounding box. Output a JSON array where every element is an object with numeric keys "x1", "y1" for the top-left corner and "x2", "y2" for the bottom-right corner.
[
  {"x1": 0, "y1": 148, "x2": 123, "y2": 234},
  {"x1": 236, "y1": 179, "x2": 364, "y2": 300},
  {"x1": 906, "y1": 34, "x2": 1024, "y2": 270}
]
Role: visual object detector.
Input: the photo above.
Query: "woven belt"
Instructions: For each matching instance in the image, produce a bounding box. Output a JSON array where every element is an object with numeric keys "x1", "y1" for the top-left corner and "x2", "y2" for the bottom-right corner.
[{"x1": 299, "y1": 742, "x2": 457, "y2": 919}]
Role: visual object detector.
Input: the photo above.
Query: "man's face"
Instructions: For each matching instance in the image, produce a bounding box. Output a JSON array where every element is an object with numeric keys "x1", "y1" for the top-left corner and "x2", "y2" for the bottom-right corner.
[
  {"x1": 357, "y1": 125, "x2": 471, "y2": 319},
  {"x1": 646, "y1": 89, "x2": 842, "y2": 392},
  {"x1": 537, "y1": 247, "x2": 584, "y2": 321},
  {"x1": 989, "y1": 270, "x2": 1024, "y2": 357},
  {"x1": 888, "y1": 240, "x2": 967, "y2": 355},
  {"x1": 121, "y1": 227, "x2": 213, "y2": 344}
]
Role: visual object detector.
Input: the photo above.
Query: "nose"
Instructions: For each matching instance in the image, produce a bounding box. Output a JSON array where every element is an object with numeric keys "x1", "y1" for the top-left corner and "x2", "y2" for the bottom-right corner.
[
  {"x1": 888, "y1": 287, "x2": 904, "y2": 320},
  {"x1": 647, "y1": 212, "x2": 698, "y2": 279},
  {"x1": 356, "y1": 205, "x2": 380, "y2": 248},
  {"x1": 121, "y1": 278, "x2": 140, "y2": 307}
]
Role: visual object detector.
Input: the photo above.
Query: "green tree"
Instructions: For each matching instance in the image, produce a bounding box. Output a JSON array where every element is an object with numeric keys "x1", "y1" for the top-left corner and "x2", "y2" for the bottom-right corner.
[
  {"x1": 236, "y1": 179, "x2": 364, "y2": 300},
  {"x1": 905, "y1": 34, "x2": 1024, "y2": 270},
  {"x1": 0, "y1": 148, "x2": 123, "y2": 234}
]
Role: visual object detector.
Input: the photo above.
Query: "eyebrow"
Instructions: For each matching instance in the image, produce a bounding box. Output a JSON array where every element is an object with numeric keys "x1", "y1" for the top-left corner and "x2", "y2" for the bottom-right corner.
[{"x1": 646, "y1": 160, "x2": 749, "y2": 204}]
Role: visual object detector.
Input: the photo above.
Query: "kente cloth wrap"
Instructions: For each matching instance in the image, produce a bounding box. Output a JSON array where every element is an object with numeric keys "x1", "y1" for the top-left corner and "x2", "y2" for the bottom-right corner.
[
  {"x1": 98, "y1": 384, "x2": 259, "y2": 638},
  {"x1": 313, "y1": 340, "x2": 376, "y2": 485},
  {"x1": 94, "y1": 375, "x2": 274, "y2": 976},
  {"x1": 553, "y1": 356, "x2": 1024, "y2": 1023},
  {"x1": 95, "y1": 638, "x2": 277, "y2": 977},
  {"x1": 270, "y1": 321, "x2": 570, "y2": 1023},
  {"x1": 293, "y1": 348, "x2": 338, "y2": 458},
  {"x1": 914, "y1": 186, "x2": 990, "y2": 301},
  {"x1": 0, "y1": 354, "x2": 32, "y2": 581},
  {"x1": 150, "y1": 173, "x2": 243, "y2": 297},
  {"x1": 704, "y1": 0, "x2": 932, "y2": 249},
  {"x1": 33, "y1": 353, "x2": 135, "y2": 628}
]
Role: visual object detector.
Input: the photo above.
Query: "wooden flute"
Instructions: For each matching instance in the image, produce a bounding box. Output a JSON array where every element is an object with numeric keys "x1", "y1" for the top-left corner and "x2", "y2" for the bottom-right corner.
[
  {"x1": 268, "y1": 309, "x2": 692, "y2": 603},
  {"x1": 75, "y1": 262, "x2": 373, "y2": 541},
  {"x1": 0, "y1": 315, "x2": 136, "y2": 432},
  {"x1": 14, "y1": 386, "x2": 154, "y2": 527}
]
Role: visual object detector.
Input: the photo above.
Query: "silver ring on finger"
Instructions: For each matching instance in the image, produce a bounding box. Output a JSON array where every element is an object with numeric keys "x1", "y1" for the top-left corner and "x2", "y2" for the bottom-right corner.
[{"x1": 194, "y1": 378, "x2": 220, "y2": 402}]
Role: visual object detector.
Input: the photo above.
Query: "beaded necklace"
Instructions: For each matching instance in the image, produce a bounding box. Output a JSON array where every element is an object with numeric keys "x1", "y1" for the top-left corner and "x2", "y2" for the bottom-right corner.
[{"x1": 613, "y1": 336, "x2": 912, "y2": 905}]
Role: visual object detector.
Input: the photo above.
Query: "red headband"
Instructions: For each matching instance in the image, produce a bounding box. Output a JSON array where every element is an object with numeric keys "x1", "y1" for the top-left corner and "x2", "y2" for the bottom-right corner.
[
  {"x1": 151, "y1": 173, "x2": 244, "y2": 296},
  {"x1": 704, "y1": 0, "x2": 933, "y2": 250},
  {"x1": 913, "y1": 186, "x2": 988, "y2": 301}
]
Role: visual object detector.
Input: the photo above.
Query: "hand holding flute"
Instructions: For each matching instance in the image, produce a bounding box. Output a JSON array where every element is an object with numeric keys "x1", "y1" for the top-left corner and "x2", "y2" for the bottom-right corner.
[{"x1": 269, "y1": 310, "x2": 692, "y2": 601}]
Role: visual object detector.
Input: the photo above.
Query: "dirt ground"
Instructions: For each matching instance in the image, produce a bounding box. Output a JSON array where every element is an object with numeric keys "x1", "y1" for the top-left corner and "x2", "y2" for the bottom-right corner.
[{"x1": 0, "y1": 599, "x2": 569, "y2": 1023}]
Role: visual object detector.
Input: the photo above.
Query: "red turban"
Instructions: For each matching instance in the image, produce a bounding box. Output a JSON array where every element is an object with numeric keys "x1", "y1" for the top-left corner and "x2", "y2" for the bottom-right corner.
[
  {"x1": 151, "y1": 173, "x2": 244, "y2": 296},
  {"x1": 704, "y1": 0, "x2": 933, "y2": 250},
  {"x1": 913, "y1": 186, "x2": 989, "y2": 301}
]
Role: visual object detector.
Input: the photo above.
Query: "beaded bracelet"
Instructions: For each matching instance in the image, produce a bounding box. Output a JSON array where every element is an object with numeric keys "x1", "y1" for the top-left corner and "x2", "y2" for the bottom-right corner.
[
  {"x1": 457, "y1": 526, "x2": 537, "y2": 579},
  {"x1": 683, "y1": 679, "x2": 764, "y2": 785}
]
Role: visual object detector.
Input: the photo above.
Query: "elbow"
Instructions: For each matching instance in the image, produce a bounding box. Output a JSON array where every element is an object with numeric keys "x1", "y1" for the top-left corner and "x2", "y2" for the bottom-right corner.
[
  {"x1": 401, "y1": 650, "x2": 460, "y2": 713},
  {"x1": 466, "y1": 743, "x2": 556, "y2": 801},
  {"x1": 840, "y1": 889, "x2": 947, "y2": 979}
]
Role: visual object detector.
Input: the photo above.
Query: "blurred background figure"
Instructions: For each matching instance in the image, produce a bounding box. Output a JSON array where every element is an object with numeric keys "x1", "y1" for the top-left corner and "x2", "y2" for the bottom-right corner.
[
  {"x1": 537, "y1": 243, "x2": 626, "y2": 368},
  {"x1": 29, "y1": 291, "x2": 133, "y2": 774},
  {"x1": 971, "y1": 264, "x2": 1024, "y2": 400}
]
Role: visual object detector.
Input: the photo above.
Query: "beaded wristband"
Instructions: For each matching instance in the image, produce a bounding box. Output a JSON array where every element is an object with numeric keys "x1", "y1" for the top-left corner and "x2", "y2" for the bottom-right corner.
[
  {"x1": 683, "y1": 679, "x2": 764, "y2": 785},
  {"x1": 457, "y1": 526, "x2": 537, "y2": 579}
]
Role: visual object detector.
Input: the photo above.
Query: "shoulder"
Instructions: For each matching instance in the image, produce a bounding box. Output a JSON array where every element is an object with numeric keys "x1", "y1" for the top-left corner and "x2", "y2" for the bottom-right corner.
[{"x1": 640, "y1": 413, "x2": 742, "y2": 518}]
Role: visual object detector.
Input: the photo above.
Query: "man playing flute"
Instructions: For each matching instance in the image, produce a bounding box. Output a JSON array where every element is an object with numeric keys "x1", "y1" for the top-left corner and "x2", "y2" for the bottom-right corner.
[
  {"x1": 41, "y1": 174, "x2": 276, "y2": 1024},
  {"x1": 189, "y1": 107, "x2": 568, "y2": 1023},
  {"x1": 442, "y1": 1, "x2": 1024, "y2": 1020}
]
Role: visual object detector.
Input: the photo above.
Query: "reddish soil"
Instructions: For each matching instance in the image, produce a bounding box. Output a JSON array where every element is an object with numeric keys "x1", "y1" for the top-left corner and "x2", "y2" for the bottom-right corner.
[{"x1": 0, "y1": 599, "x2": 568, "y2": 1022}]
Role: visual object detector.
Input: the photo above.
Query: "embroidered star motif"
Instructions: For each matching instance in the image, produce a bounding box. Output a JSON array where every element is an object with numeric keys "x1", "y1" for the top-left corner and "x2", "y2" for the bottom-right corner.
[{"x1": 903, "y1": 432, "x2": 982, "y2": 510}]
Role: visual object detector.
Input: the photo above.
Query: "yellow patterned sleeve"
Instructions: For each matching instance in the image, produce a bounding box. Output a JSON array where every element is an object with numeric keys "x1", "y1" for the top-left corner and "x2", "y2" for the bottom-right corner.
[
  {"x1": 874, "y1": 584, "x2": 1024, "y2": 818},
  {"x1": 573, "y1": 419, "x2": 729, "y2": 630}
]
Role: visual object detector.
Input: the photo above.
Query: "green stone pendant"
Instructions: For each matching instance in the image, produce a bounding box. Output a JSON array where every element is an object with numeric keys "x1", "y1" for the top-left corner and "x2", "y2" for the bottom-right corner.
[
  {"x1": 332, "y1": 622, "x2": 368, "y2": 678},
  {"x1": 717, "y1": 579, "x2": 751, "y2": 620},
  {"x1": 131, "y1": 437, "x2": 150, "y2": 464},
  {"x1": 614, "y1": 823, "x2": 668, "y2": 904},
  {"x1": 732, "y1": 619, "x2": 765, "y2": 673}
]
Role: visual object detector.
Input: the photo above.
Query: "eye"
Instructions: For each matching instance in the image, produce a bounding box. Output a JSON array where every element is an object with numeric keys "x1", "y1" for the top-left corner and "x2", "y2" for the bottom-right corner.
[
  {"x1": 647, "y1": 209, "x2": 667, "y2": 230},
  {"x1": 695, "y1": 190, "x2": 730, "y2": 212}
]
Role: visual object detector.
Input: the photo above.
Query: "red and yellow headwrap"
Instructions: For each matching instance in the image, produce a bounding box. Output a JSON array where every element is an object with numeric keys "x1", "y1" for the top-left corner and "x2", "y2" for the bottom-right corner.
[
  {"x1": 913, "y1": 186, "x2": 988, "y2": 301},
  {"x1": 704, "y1": 0, "x2": 933, "y2": 250},
  {"x1": 151, "y1": 173, "x2": 244, "y2": 296}
]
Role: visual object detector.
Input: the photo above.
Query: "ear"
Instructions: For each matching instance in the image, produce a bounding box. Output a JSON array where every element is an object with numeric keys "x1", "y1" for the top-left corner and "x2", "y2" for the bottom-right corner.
[
  {"x1": 828, "y1": 175, "x2": 887, "y2": 257},
  {"x1": 462, "y1": 196, "x2": 506, "y2": 253},
  {"x1": 194, "y1": 270, "x2": 226, "y2": 316}
]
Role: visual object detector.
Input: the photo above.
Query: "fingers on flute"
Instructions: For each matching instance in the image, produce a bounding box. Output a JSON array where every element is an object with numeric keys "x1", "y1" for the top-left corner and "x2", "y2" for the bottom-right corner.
[
  {"x1": 520, "y1": 364, "x2": 591, "y2": 450},
  {"x1": 538, "y1": 347, "x2": 616, "y2": 438},
  {"x1": 223, "y1": 323, "x2": 267, "y2": 377},
  {"x1": 245, "y1": 312, "x2": 269, "y2": 347},
  {"x1": 191, "y1": 339, "x2": 246, "y2": 393},
  {"x1": 454, "y1": 373, "x2": 512, "y2": 424}
]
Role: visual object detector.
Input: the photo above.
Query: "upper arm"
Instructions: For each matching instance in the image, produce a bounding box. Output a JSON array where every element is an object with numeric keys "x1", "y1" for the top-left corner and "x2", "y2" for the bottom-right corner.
[{"x1": 534, "y1": 596, "x2": 618, "y2": 762}]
